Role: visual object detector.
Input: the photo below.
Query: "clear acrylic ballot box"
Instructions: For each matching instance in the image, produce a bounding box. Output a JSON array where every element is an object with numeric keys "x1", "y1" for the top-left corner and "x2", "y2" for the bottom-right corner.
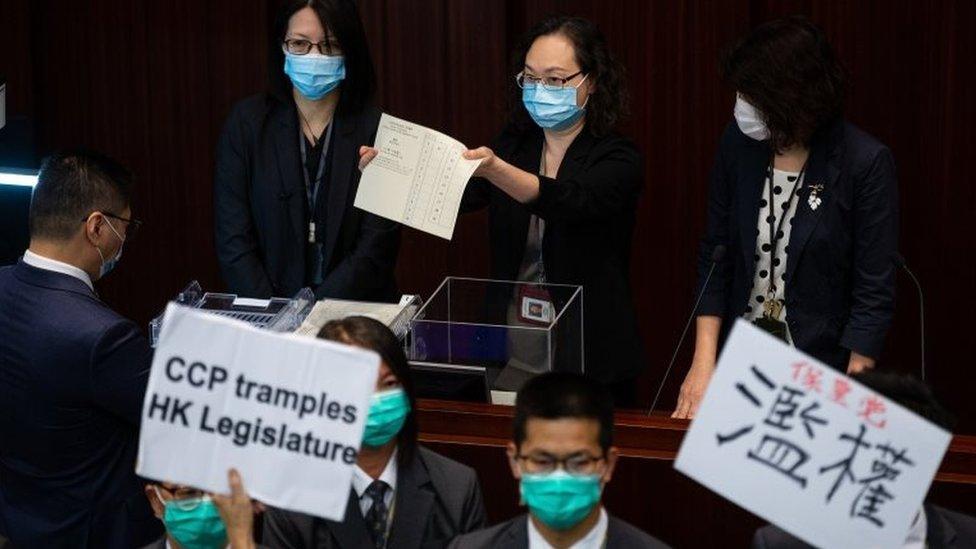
[
  {"x1": 408, "y1": 277, "x2": 583, "y2": 403},
  {"x1": 149, "y1": 281, "x2": 315, "y2": 346}
]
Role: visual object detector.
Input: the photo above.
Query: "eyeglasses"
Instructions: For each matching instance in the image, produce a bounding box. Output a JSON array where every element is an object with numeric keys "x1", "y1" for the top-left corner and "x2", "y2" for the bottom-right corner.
[
  {"x1": 517, "y1": 452, "x2": 605, "y2": 475},
  {"x1": 156, "y1": 485, "x2": 207, "y2": 511},
  {"x1": 516, "y1": 70, "x2": 586, "y2": 91},
  {"x1": 81, "y1": 211, "x2": 143, "y2": 241},
  {"x1": 283, "y1": 38, "x2": 342, "y2": 56}
]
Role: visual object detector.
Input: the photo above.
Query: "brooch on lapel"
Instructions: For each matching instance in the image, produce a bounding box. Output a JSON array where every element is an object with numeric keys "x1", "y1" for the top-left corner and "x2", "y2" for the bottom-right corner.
[{"x1": 807, "y1": 183, "x2": 824, "y2": 211}]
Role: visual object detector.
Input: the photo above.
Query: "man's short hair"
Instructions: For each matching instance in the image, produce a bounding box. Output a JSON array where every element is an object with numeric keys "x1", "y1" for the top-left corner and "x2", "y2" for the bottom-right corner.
[
  {"x1": 29, "y1": 149, "x2": 133, "y2": 240},
  {"x1": 513, "y1": 372, "x2": 615, "y2": 452},
  {"x1": 853, "y1": 371, "x2": 955, "y2": 430}
]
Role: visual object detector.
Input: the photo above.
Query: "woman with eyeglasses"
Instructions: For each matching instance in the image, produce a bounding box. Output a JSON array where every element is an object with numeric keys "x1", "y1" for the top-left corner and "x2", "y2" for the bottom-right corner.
[
  {"x1": 214, "y1": 0, "x2": 399, "y2": 302},
  {"x1": 360, "y1": 15, "x2": 645, "y2": 406}
]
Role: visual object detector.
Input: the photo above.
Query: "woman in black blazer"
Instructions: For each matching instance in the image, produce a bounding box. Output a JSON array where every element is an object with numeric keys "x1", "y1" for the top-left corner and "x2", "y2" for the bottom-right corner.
[
  {"x1": 673, "y1": 17, "x2": 899, "y2": 418},
  {"x1": 214, "y1": 0, "x2": 399, "y2": 302}
]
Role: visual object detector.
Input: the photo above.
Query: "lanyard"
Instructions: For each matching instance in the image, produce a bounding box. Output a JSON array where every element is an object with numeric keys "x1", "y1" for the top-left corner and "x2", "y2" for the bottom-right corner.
[
  {"x1": 299, "y1": 122, "x2": 334, "y2": 243},
  {"x1": 764, "y1": 157, "x2": 807, "y2": 298}
]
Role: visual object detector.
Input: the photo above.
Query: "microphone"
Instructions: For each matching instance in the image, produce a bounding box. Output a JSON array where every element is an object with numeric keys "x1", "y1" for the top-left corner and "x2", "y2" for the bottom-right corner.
[
  {"x1": 649, "y1": 244, "x2": 727, "y2": 414},
  {"x1": 893, "y1": 253, "x2": 926, "y2": 381}
]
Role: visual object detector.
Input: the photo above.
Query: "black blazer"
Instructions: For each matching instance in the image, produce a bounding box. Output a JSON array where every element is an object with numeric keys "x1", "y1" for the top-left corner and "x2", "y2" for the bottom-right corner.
[
  {"x1": 0, "y1": 261, "x2": 161, "y2": 548},
  {"x1": 698, "y1": 119, "x2": 898, "y2": 369},
  {"x1": 262, "y1": 447, "x2": 486, "y2": 549},
  {"x1": 752, "y1": 504, "x2": 976, "y2": 548},
  {"x1": 448, "y1": 512, "x2": 670, "y2": 549},
  {"x1": 214, "y1": 93, "x2": 400, "y2": 301},
  {"x1": 463, "y1": 123, "x2": 645, "y2": 385}
]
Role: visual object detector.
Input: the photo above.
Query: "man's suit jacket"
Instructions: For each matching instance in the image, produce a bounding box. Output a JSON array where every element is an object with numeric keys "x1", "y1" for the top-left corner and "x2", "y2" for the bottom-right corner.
[
  {"x1": 698, "y1": 118, "x2": 898, "y2": 369},
  {"x1": 214, "y1": 93, "x2": 400, "y2": 302},
  {"x1": 447, "y1": 512, "x2": 670, "y2": 549},
  {"x1": 0, "y1": 261, "x2": 161, "y2": 547},
  {"x1": 752, "y1": 504, "x2": 976, "y2": 548},
  {"x1": 262, "y1": 446, "x2": 486, "y2": 548},
  {"x1": 462, "y1": 122, "x2": 645, "y2": 386}
]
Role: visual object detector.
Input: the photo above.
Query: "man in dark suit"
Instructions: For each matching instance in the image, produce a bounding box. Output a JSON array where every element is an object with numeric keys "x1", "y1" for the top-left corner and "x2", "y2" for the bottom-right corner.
[
  {"x1": 450, "y1": 373, "x2": 669, "y2": 549},
  {"x1": 0, "y1": 150, "x2": 161, "y2": 547},
  {"x1": 752, "y1": 371, "x2": 976, "y2": 548}
]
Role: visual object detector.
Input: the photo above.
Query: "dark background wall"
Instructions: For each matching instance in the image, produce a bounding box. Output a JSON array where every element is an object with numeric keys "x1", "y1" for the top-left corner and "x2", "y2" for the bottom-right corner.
[{"x1": 1, "y1": 1, "x2": 973, "y2": 431}]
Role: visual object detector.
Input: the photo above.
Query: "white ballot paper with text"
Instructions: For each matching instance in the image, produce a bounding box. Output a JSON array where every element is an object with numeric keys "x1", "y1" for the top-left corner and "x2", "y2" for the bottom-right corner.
[
  {"x1": 136, "y1": 304, "x2": 379, "y2": 521},
  {"x1": 674, "y1": 320, "x2": 951, "y2": 549},
  {"x1": 355, "y1": 113, "x2": 482, "y2": 239}
]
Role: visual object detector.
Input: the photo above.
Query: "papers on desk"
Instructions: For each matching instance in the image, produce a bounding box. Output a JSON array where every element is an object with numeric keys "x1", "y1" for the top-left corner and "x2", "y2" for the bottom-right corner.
[
  {"x1": 294, "y1": 297, "x2": 418, "y2": 339},
  {"x1": 355, "y1": 113, "x2": 482, "y2": 240}
]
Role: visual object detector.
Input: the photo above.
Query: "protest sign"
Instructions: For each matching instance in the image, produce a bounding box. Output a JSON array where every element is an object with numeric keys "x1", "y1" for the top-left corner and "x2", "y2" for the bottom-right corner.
[
  {"x1": 675, "y1": 320, "x2": 951, "y2": 548},
  {"x1": 136, "y1": 303, "x2": 379, "y2": 520}
]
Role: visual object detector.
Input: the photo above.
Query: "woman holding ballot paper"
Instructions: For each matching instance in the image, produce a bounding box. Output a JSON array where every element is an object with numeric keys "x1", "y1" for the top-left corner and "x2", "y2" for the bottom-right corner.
[
  {"x1": 214, "y1": 0, "x2": 400, "y2": 303},
  {"x1": 359, "y1": 16, "x2": 645, "y2": 406}
]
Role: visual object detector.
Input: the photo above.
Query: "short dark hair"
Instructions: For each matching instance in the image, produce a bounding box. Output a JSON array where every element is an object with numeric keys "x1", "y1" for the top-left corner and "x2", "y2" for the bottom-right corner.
[
  {"x1": 852, "y1": 371, "x2": 956, "y2": 431},
  {"x1": 513, "y1": 372, "x2": 614, "y2": 452},
  {"x1": 29, "y1": 149, "x2": 132, "y2": 241},
  {"x1": 509, "y1": 16, "x2": 629, "y2": 137},
  {"x1": 721, "y1": 16, "x2": 846, "y2": 151},
  {"x1": 317, "y1": 316, "x2": 418, "y2": 466},
  {"x1": 270, "y1": 0, "x2": 376, "y2": 113}
]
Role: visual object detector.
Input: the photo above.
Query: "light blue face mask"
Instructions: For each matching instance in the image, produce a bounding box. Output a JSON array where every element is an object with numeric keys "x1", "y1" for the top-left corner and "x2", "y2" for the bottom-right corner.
[
  {"x1": 156, "y1": 489, "x2": 228, "y2": 549},
  {"x1": 521, "y1": 75, "x2": 589, "y2": 131},
  {"x1": 283, "y1": 52, "x2": 346, "y2": 100},
  {"x1": 520, "y1": 470, "x2": 602, "y2": 530},
  {"x1": 362, "y1": 387, "x2": 410, "y2": 447},
  {"x1": 95, "y1": 217, "x2": 125, "y2": 279}
]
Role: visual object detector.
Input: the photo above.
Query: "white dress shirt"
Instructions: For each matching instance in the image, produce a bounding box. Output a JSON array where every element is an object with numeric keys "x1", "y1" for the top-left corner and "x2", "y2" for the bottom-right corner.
[
  {"x1": 22, "y1": 249, "x2": 94, "y2": 291},
  {"x1": 527, "y1": 506, "x2": 608, "y2": 549},
  {"x1": 903, "y1": 507, "x2": 927, "y2": 549},
  {"x1": 352, "y1": 448, "x2": 398, "y2": 518}
]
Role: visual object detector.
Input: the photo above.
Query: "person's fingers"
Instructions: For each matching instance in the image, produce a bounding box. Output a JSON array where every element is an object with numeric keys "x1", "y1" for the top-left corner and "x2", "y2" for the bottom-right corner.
[
  {"x1": 688, "y1": 397, "x2": 701, "y2": 420},
  {"x1": 672, "y1": 394, "x2": 689, "y2": 419},
  {"x1": 228, "y1": 468, "x2": 247, "y2": 501},
  {"x1": 357, "y1": 149, "x2": 378, "y2": 172},
  {"x1": 253, "y1": 501, "x2": 267, "y2": 514},
  {"x1": 462, "y1": 147, "x2": 491, "y2": 160}
]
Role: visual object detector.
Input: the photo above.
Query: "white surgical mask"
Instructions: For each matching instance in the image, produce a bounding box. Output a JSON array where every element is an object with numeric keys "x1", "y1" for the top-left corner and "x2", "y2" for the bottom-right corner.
[{"x1": 733, "y1": 94, "x2": 770, "y2": 141}]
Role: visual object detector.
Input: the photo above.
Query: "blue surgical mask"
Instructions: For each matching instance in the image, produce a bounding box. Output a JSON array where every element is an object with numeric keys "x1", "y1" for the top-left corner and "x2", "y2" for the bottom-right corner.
[
  {"x1": 156, "y1": 489, "x2": 228, "y2": 549},
  {"x1": 284, "y1": 52, "x2": 346, "y2": 100},
  {"x1": 522, "y1": 75, "x2": 589, "y2": 131},
  {"x1": 362, "y1": 387, "x2": 410, "y2": 447},
  {"x1": 520, "y1": 470, "x2": 602, "y2": 530},
  {"x1": 95, "y1": 217, "x2": 124, "y2": 279}
]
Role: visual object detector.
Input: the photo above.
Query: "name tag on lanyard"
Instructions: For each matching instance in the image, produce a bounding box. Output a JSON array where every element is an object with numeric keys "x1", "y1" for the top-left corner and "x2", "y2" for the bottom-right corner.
[{"x1": 300, "y1": 123, "x2": 334, "y2": 244}]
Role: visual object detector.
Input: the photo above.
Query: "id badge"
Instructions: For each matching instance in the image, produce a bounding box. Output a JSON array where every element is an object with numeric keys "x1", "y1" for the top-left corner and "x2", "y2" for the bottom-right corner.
[{"x1": 517, "y1": 285, "x2": 554, "y2": 326}]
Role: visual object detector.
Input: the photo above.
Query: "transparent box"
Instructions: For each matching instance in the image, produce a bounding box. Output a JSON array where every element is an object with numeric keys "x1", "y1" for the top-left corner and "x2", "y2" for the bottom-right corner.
[{"x1": 409, "y1": 277, "x2": 583, "y2": 395}]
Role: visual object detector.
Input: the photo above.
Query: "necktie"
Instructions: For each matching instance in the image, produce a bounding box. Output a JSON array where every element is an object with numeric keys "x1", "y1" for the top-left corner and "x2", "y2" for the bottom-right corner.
[{"x1": 364, "y1": 480, "x2": 390, "y2": 548}]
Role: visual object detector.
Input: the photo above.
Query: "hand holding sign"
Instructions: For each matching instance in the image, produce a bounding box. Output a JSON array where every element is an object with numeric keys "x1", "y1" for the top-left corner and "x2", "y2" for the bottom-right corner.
[{"x1": 137, "y1": 304, "x2": 379, "y2": 521}]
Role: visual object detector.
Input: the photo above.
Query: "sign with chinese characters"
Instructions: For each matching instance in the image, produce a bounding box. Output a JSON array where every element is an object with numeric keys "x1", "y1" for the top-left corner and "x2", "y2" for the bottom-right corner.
[{"x1": 674, "y1": 320, "x2": 951, "y2": 549}]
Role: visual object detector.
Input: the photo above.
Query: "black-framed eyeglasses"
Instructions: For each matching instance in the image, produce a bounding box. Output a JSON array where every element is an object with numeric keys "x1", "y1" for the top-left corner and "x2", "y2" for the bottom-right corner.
[
  {"x1": 516, "y1": 70, "x2": 586, "y2": 91},
  {"x1": 516, "y1": 452, "x2": 605, "y2": 475},
  {"x1": 283, "y1": 38, "x2": 342, "y2": 56},
  {"x1": 81, "y1": 211, "x2": 143, "y2": 241}
]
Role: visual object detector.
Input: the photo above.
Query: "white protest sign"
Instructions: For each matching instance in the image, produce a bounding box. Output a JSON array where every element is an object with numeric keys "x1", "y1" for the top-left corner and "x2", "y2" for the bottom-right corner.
[
  {"x1": 675, "y1": 320, "x2": 951, "y2": 549},
  {"x1": 136, "y1": 304, "x2": 379, "y2": 521}
]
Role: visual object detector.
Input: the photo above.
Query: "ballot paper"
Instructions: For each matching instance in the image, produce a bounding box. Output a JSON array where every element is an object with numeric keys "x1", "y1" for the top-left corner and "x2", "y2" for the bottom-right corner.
[
  {"x1": 355, "y1": 113, "x2": 482, "y2": 239},
  {"x1": 294, "y1": 297, "x2": 418, "y2": 339}
]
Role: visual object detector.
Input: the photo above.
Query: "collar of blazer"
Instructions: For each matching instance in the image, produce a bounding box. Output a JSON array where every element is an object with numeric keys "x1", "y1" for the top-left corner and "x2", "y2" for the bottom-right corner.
[
  {"x1": 925, "y1": 504, "x2": 959, "y2": 547},
  {"x1": 737, "y1": 117, "x2": 844, "y2": 287},
  {"x1": 268, "y1": 95, "x2": 364, "y2": 271},
  {"x1": 14, "y1": 259, "x2": 98, "y2": 300}
]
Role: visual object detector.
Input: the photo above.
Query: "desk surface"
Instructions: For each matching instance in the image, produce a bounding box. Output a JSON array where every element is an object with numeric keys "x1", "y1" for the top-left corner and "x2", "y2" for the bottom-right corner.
[{"x1": 416, "y1": 399, "x2": 976, "y2": 484}]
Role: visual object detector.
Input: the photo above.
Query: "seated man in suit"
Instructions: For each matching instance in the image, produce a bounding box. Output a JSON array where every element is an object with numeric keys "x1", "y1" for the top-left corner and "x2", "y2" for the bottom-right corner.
[
  {"x1": 753, "y1": 371, "x2": 976, "y2": 548},
  {"x1": 450, "y1": 372, "x2": 669, "y2": 549},
  {"x1": 0, "y1": 150, "x2": 160, "y2": 547}
]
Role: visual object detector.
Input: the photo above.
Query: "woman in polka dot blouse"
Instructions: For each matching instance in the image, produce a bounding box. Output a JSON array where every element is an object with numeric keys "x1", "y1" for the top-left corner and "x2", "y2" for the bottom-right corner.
[{"x1": 673, "y1": 17, "x2": 899, "y2": 419}]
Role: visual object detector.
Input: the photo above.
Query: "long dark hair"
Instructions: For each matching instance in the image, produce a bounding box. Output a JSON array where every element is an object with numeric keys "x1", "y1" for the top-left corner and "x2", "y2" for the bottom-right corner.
[
  {"x1": 270, "y1": 0, "x2": 376, "y2": 113},
  {"x1": 509, "y1": 15, "x2": 629, "y2": 136},
  {"x1": 722, "y1": 16, "x2": 847, "y2": 151},
  {"x1": 317, "y1": 316, "x2": 418, "y2": 467}
]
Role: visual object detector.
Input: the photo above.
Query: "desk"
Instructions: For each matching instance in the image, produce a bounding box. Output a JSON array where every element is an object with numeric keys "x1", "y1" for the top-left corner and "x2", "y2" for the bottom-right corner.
[{"x1": 416, "y1": 399, "x2": 976, "y2": 547}]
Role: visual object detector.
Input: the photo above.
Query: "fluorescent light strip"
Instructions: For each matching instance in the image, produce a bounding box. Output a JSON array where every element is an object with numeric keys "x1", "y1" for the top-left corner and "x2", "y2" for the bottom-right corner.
[{"x1": 0, "y1": 172, "x2": 38, "y2": 188}]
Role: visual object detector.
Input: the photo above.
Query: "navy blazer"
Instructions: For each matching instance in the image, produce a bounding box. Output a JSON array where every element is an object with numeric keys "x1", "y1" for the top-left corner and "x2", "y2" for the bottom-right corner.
[
  {"x1": 214, "y1": 93, "x2": 400, "y2": 301},
  {"x1": 0, "y1": 261, "x2": 160, "y2": 547},
  {"x1": 463, "y1": 123, "x2": 645, "y2": 385},
  {"x1": 698, "y1": 119, "x2": 898, "y2": 368}
]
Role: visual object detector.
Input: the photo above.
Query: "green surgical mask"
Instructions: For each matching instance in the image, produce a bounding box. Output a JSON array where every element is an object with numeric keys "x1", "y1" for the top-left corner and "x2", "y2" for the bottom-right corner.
[
  {"x1": 157, "y1": 489, "x2": 228, "y2": 549},
  {"x1": 520, "y1": 470, "x2": 602, "y2": 530},
  {"x1": 362, "y1": 387, "x2": 410, "y2": 447}
]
